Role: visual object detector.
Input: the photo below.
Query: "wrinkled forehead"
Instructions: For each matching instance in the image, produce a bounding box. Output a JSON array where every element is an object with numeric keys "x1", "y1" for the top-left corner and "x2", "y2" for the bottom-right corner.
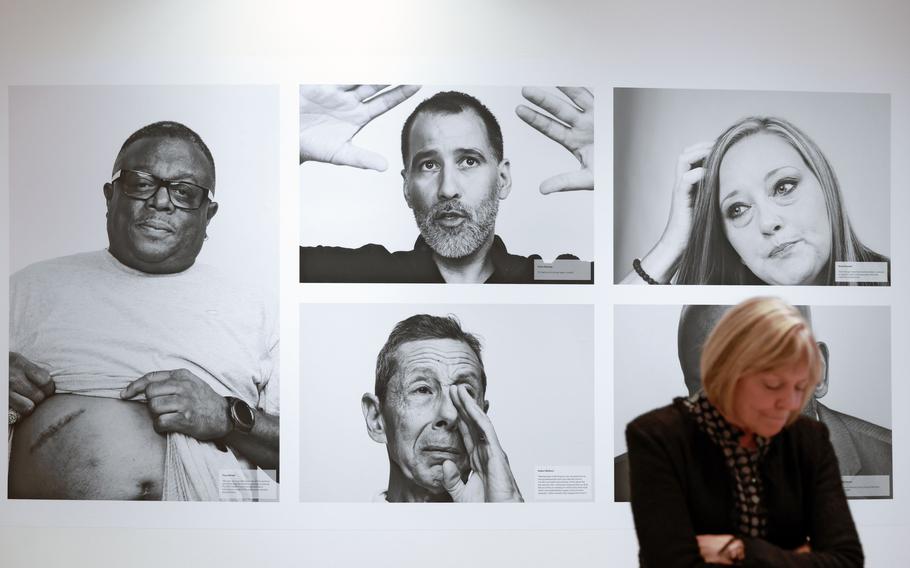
[
  {"x1": 392, "y1": 338, "x2": 483, "y2": 385},
  {"x1": 405, "y1": 109, "x2": 495, "y2": 161},
  {"x1": 114, "y1": 136, "x2": 215, "y2": 188}
]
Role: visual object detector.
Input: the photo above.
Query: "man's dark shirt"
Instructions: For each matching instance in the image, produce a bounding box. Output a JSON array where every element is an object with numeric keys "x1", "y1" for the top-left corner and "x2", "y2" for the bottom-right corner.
[{"x1": 300, "y1": 235, "x2": 592, "y2": 284}]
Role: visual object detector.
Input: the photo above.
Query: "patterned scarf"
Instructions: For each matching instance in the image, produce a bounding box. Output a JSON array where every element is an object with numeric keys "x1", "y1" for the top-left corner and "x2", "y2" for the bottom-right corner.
[{"x1": 684, "y1": 393, "x2": 770, "y2": 538}]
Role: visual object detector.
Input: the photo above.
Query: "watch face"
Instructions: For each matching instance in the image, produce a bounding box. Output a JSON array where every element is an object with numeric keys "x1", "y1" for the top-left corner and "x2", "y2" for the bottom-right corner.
[
  {"x1": 231, "y1": 397, "x2": 255, "y2": 431},
  {"x1": 236, "y1": 401, "x2": 253, "y2": 424}
]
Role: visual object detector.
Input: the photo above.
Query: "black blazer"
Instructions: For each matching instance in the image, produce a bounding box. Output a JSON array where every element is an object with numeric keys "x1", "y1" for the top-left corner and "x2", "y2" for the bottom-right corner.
[{"x1": 626, "y1": 398, "x2": 863, "y2": 567}]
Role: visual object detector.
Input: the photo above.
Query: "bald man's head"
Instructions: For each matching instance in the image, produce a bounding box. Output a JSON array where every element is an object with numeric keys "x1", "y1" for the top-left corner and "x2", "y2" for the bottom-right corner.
[{"x1": 676, "y1": 304, "x2": 814, "y2": 395}]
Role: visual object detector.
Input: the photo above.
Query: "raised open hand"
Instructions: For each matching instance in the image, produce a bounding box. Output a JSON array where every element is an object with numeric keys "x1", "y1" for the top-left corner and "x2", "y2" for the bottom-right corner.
[
  {"x1": 299, "y1": 84, "x2": 421, "y2": 171},
  {"x1": 516, "y1": 86, "x2": 594, "y2": 194},
  {"x1": 441, "y1": 384, "x2": 523, "y2": 503}
]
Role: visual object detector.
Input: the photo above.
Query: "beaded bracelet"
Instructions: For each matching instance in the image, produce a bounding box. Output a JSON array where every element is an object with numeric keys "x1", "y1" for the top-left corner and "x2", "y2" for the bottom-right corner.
[{"x1": 633, "y1": 258, "x2": 661, "y2": 285}]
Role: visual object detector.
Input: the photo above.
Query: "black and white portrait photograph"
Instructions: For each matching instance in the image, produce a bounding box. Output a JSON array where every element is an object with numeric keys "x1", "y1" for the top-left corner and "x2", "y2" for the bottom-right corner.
[
  {"x1": 299, "y1": 85, "x2": 594, "y2": 284},
  {"x1": 613, "y1": 304, "x2": 892, "y2": 501},
  {"x1": 299, "y1": 304, "x2": 594, "y2": 502},
  {"x1": 7, "y1": 86, "x2": 280, "y2": 501},
  {"x1": 614, "y1": 88, "x2": 890, "y2": 286}
]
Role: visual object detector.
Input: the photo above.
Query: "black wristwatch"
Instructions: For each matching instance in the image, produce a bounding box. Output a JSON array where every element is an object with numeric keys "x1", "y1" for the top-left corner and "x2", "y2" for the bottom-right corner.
[{"x1": 225, "y1": 396, "x2": 255, "y2": 434}]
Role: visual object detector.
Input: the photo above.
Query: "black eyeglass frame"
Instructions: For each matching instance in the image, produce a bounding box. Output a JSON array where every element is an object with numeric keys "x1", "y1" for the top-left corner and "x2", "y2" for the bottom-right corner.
[{"x1": 111, "y1": 169, "x2": 215, "y2": 210}]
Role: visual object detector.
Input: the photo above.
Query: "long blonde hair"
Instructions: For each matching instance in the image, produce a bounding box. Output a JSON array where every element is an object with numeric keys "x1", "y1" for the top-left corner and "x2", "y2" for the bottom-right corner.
[{"x1": 676, "y1": 116, "x2": 888, "y2": 285}]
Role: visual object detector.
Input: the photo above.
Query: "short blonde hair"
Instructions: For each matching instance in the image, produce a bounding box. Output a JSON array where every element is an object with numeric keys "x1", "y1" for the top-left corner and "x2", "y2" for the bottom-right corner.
[{"x1": 701, "y1": 297, "x2": 822, "y2": 426}]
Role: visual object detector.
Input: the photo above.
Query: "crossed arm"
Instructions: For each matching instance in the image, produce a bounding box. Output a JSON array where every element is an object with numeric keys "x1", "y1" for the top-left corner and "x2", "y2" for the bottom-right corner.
[{"x1": 626, "y1": 417, "x2": 863, "y2": 567}]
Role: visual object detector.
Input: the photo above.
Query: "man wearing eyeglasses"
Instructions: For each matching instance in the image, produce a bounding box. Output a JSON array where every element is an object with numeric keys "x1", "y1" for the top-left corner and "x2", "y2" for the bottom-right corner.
[{"x1": 8, "y1": 121, "x2": 279, "y2": 500}]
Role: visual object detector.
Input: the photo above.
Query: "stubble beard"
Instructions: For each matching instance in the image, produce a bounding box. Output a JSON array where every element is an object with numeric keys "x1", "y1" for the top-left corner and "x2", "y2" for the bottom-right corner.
[{"x1": 414, "y1": 194, "x2": 500, "y2": 259}]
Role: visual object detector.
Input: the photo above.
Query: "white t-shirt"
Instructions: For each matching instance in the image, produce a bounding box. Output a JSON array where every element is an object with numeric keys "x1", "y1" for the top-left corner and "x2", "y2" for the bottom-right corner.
[{"x1": 10, "y1": 249, "x2": 278, "y2": 411}]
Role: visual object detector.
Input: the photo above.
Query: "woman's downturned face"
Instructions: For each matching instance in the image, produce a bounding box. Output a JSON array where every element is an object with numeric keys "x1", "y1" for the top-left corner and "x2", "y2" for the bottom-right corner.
[
  {"x1": 730, "y1": 363, "x2": 812, "y2": 438},
  {"x1": 718, "y1": 133, "x2": 832, "y2": 285}
]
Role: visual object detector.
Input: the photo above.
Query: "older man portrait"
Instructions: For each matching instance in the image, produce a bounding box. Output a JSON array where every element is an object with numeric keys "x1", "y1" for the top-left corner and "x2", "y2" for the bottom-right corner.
[
  {"x1": 299, "y1": 85, "x2": 594, "y2": 284},
  {"x1": 7, "y1": 87, "x2": 279, "y2": 501},
  {"x1": 361, "y1": 315, "x2": 522, "y2": 502},
  {"x1": 299, "y1": 303, "x2": 593, "y2": 503}
]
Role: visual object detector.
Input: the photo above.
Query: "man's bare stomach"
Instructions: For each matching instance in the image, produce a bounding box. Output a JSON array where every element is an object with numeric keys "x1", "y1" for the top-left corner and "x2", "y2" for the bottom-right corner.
[{"x1": 9, "y1": 394, "x2": 166, "y2": 500}]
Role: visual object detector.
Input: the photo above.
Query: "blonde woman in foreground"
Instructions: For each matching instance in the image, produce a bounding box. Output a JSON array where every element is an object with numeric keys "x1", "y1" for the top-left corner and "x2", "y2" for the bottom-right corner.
[{"x1": 627, "y1": 297, "x2": 863, "y2": 566}]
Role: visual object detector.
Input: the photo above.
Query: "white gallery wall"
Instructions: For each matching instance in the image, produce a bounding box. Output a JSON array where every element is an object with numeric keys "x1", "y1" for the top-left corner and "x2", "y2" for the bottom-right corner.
[{"x1": 2, "y1": 0, "x2": 909, "y2": 566}]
